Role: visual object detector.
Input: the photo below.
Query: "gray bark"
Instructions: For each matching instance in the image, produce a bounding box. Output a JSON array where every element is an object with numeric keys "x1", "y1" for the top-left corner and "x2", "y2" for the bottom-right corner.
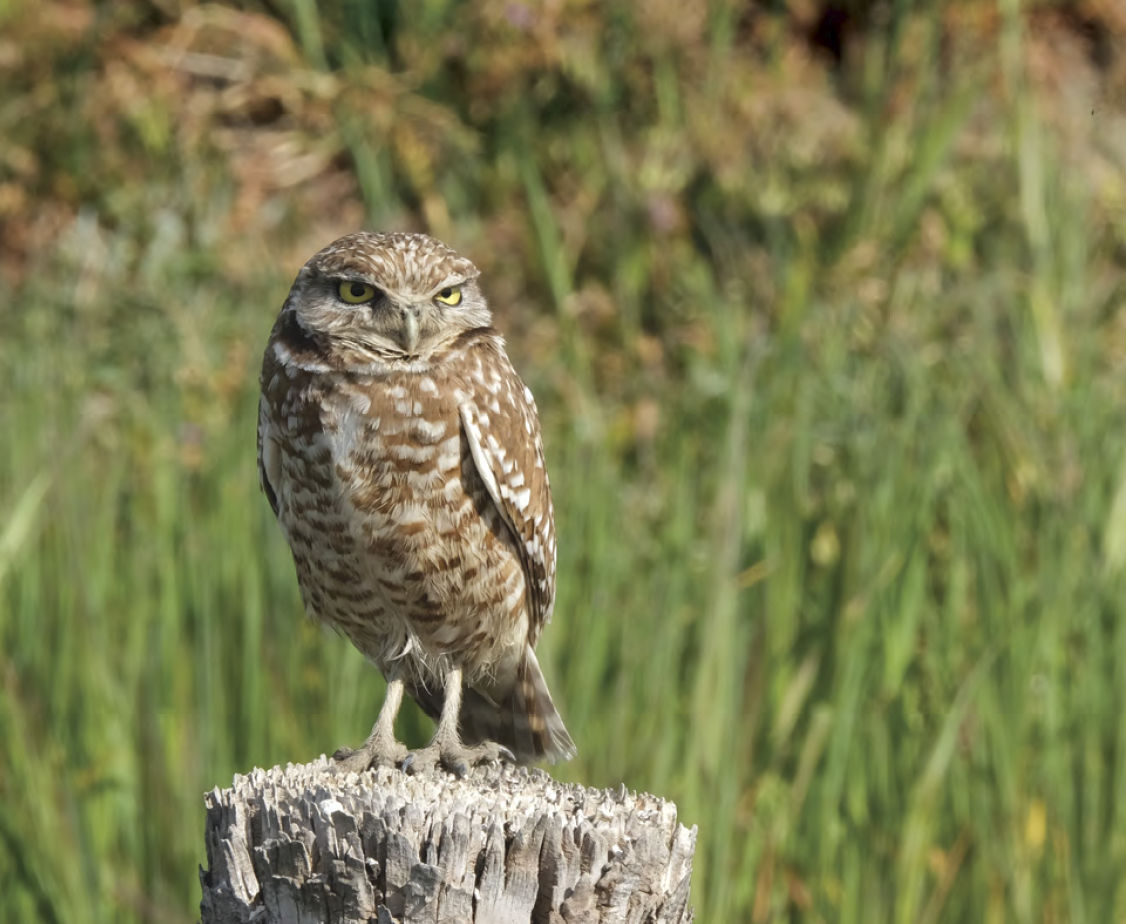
[{"x1": 199, "y1": 758, "x2": 695, "y2": 924}]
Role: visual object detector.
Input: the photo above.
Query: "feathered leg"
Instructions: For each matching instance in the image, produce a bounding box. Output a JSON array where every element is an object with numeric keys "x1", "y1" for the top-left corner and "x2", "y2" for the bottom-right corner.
[
  {"x1": 332, "y1": 665, "x2": 410, "y2": 773},
  {"x1": 403, "y1": 666, "x2": 514, "y2": 777}
]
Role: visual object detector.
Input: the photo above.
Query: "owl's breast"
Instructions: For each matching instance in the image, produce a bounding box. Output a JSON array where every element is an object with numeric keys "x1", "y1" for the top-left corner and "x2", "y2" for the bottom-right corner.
[
  {"x1": 273, "y1": 369, "x2": 527, "y2": 677},
  {"x1": 330, "y1": 375, "x2": 464, "y2": 518}
]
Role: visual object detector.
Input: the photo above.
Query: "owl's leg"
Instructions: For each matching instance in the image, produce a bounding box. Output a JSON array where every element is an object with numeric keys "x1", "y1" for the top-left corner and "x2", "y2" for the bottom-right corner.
[
  {"x1": 332, "y1": 667, "x2": 410, "y2": 773},
  {"x1": 403, "y1": 666, "x2": 514, "y2": 778}
]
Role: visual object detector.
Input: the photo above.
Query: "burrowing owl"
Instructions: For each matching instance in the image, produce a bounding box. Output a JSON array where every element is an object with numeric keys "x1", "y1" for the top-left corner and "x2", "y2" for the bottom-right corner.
[{"x1": 257, "y1": 231, "x2": 575, "y2": 775}]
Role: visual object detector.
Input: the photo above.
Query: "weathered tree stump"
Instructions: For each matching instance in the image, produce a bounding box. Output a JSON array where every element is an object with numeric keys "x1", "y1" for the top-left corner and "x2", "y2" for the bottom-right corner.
[{"x1": 199, "y1": 758, "x2": 696, "y2": 924}]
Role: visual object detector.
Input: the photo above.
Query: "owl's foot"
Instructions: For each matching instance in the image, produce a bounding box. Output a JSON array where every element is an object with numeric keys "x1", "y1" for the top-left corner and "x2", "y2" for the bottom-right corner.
[
  {"x1": 331, "y1": 734, "x2": 409, "y2": 774},
  {"x1": 402, "y1": 665, "x2": 515, "y2": 777},
  {"x1": 331, "y1": 674, "x2": 410, "y2": 773},
  {"x1": 402, "y1": 738, "x2": 515, "y2": 779}
]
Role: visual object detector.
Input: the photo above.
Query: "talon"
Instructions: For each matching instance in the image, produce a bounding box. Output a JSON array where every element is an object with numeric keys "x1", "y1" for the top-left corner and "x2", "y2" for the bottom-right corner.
[
  {"x1": 402, "y1": 748, "x2": 442, "y2": 777},
  {"x1": 332, "y1": 749, "x2": 374, "y2": 775},
  {"x1": 330, "y1": 735, "x2": 409, "y2": 774},
  {"x1": 402, "y1": 747, "x2": 442, "y2": 776},
  {"x1": 402, "y1": 738, "x2": 513, "y2": 777}
]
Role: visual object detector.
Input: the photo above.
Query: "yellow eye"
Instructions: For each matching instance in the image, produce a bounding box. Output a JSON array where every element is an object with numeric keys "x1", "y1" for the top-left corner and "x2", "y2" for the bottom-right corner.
[
  {"x1": 338, "y1": 281, "x2": 376, "y2": 304},
  {"x1": 435, "y1": 286, "x2": 462, "y2": 306}
]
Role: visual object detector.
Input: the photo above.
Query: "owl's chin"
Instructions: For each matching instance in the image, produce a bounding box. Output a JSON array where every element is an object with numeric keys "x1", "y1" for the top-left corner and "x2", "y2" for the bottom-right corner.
[
  {"x1": 329, "y1": 346, "x2": 440, "y2": 378},
  {"x1": 333, "y1": 327, "x2": 482, "y2": 374}
]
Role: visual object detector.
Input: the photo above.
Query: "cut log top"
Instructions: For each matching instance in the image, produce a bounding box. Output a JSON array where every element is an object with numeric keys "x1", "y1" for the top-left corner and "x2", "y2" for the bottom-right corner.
[{"x1": 199, "y1": 758, "x2": 696, "y2": 924}]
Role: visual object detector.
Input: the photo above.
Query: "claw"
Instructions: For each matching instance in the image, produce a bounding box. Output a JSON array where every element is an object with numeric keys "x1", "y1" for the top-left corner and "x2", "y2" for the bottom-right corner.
[
  {"x1": 330, "y1": 737, "x2": 408, "y2": 774},
  {"x1": 401, "y1": 739, "x2": 511, "y2": 777}
]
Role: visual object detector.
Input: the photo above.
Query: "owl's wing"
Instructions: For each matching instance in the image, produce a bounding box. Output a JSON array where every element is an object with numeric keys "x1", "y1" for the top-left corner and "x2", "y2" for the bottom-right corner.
[
  {"x1": 458, "y1": 345, "x2": 556, "y2": 642},
  {"x1": 257, "y1": 394, "x2": 281, "y2": 518},
  {"x1": 257, "y1": 345, "x2": 283, "y2": 518}
]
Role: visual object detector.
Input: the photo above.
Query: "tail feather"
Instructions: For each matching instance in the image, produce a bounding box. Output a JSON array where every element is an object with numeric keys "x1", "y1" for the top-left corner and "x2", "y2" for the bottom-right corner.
[{"x1": 460, "y1": 646, "x2": 577, "y2": 764}]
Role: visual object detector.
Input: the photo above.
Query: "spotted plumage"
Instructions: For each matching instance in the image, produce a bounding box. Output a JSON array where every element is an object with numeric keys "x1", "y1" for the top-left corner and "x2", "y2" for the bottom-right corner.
[{"x1": 257, "y1": 231, "x2": 575, "y2": 773}]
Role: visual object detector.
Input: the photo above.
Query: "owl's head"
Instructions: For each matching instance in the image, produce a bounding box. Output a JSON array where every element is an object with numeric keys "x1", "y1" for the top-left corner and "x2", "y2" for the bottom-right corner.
[{"x1": 282, "y1": 231, "x2": 491, "y2": 365}]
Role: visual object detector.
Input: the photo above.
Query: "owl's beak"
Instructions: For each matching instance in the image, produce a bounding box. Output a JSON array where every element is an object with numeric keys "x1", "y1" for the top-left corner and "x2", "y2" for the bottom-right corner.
[{"x1": 400, "y1": 305, "x2": 421, "y2": 352}]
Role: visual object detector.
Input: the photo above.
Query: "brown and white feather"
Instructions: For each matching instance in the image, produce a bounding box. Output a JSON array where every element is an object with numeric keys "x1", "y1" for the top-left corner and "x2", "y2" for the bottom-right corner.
[{"x1": 257, "y1": 231, "x2": 575, "y2": 763}]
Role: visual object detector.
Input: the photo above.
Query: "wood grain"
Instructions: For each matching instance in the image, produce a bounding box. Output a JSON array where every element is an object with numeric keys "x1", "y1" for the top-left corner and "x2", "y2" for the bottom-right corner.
[{"x1": 200, "y1": 758, "x2": 695, "y2": 923}]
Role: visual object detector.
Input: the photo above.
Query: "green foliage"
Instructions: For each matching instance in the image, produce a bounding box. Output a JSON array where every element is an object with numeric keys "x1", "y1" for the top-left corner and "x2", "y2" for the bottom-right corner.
[{"x1": 3, "y1": 1, "x2": 1126, "y2": 921}]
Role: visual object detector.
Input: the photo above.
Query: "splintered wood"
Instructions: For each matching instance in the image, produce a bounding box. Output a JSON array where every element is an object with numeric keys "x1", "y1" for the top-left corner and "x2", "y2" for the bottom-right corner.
[{"x1": 200, "y1": 758, "x2": 695, "y2": 924}]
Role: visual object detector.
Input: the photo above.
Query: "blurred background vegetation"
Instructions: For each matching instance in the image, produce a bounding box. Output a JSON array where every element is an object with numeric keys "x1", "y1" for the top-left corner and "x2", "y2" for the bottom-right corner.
[{"x1": 3, "y1": 0, "x2": 1126, "y2": 921}]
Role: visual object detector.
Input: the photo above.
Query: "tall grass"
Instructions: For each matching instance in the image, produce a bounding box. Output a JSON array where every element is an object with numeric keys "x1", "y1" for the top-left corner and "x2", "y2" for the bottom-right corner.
[{"x1": 2, "y1": 1, "x2": 1126, "y2": 921}]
